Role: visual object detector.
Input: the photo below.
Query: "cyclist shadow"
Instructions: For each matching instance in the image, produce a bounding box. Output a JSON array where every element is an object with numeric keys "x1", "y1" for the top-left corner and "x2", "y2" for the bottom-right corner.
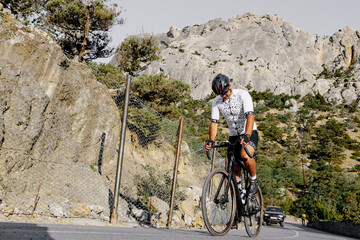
[{"x1": 0, "y1": 222, "x2": 55, "y2": 240}]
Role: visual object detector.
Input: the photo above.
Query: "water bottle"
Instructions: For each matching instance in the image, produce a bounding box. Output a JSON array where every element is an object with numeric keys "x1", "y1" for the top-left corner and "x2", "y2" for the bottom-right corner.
[{"x1": 237, "y1": 180, "x2": 246, "y2": 204}]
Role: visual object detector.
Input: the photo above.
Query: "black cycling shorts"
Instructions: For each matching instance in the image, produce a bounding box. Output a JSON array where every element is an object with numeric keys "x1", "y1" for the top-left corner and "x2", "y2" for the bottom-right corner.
[{"x1": 229, "y1": 130, "x2": 258, "y2": 160}]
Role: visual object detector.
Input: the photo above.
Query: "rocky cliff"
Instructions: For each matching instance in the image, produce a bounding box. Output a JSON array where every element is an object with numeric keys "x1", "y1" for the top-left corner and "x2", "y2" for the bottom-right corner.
[
  {"x1": 0, "y1": 11, "x2": 121, "y2": 219},
  {"x1": 112, "y1": 13, "x2": 360, "y2": 104}
]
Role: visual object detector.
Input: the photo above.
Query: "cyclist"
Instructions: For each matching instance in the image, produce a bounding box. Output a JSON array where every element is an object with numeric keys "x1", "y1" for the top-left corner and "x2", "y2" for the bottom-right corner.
[
  {"x1": 205, "y1": 73, "x2": 259, "y2": 197},
  {"x1": 302, "y1": 212, "x2": 306, "y2": 226}
]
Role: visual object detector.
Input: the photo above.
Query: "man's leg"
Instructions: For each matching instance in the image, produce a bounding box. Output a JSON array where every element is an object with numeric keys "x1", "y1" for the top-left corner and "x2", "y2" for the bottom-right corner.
[
  {"x1": 234, "y1": 164, "x2": 242, "y2": 180},
  {"x1": 240, "y1": 145, "x2": 257, "y2": 196},
  {"x1": 240, "y1": 145, "x2": 256, "y2": 176}
]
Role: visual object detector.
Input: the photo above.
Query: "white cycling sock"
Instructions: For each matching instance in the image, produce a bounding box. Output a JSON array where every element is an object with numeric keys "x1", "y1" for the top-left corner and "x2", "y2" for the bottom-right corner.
[{"x1": 250, "y1": 175, "x2": 257, "y2": 181}]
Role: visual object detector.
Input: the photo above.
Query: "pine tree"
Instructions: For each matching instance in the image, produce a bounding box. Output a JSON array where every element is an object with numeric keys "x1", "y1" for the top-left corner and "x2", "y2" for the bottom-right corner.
[
  {"x1": 43, "y1": 0, "x2": 122, "y2": 61},
  {"x1": 112, "y1": 35, "x2": 159, "y2": 76}
]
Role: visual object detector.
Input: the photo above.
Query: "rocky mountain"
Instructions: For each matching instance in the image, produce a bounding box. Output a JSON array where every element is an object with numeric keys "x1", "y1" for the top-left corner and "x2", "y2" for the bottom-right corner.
[{"x1": 112, "y1": 13, "x2": 360, "y2": 104}]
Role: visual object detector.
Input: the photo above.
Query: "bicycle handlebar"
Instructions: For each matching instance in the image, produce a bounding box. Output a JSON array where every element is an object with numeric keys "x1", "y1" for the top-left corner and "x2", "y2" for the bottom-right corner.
[{"x1": 205, "y1": 138, "x2": 254, "y2": 160}]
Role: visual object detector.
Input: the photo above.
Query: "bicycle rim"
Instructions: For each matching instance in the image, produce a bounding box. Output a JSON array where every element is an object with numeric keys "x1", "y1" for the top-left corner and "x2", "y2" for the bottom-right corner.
[
  {"x1": 201, "y1": 169, "x2": 236, "y2": 236},
  {"x1": 244, "y1": 186, "x2": 263, "y2": 237}
]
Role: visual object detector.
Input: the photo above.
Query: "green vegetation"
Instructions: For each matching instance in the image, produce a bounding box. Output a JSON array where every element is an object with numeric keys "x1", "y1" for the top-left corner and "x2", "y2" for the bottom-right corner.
[
  {"x1": 135, "y1": 165, "x2": 186, "y2": 210},
  {"x1": 254, "y1": 91, "x2": 360, "y2": 223},
  {"x1": 87, "y1": 62, "x2": 125, "y2": 89},
  {"x1": 291, "y1": 170, "x2": 360, "y2": 223},
  {"x1": 300, "y1": 93, "x2": 332, "y2": 112},
  {"x1": 251, "y1": 90, "x2": 300, "y2": 111},
  {"x1": 115, "y1": 35, "x2": 159, "y2": 76},
  {"x1": 316, "y1": 65, "x2": 355, "y2": 80}
]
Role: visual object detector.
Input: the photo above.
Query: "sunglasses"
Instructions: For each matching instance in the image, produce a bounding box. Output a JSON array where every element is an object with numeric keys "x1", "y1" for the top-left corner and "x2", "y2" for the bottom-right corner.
[{"x1": 220, "y1": 88, "x2": 230, "y2": 97}]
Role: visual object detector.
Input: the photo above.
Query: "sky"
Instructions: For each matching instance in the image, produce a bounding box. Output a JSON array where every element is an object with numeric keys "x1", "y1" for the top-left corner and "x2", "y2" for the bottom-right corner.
[{"x1": 99, "y1": 0, "x2": 360, "y2": 62}]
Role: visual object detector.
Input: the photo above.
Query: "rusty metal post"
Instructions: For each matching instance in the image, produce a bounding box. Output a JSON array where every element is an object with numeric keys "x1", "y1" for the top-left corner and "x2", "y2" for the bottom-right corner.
[
  {"x1": 208, "y1": 147, "x2": 217, "y2": 196},
  {"x1": 31, "y1": 184, "x2": 41, "y2": 216},
  {"x1": 111, "y1": 75, "x2": 131, "y2": 224},
  {"x1": 166, "y1": 117, "x2": 184, "y2": 228}
]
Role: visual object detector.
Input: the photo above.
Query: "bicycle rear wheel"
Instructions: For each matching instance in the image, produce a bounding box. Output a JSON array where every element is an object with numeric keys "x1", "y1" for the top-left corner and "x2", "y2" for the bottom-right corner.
[
  {"x1": 244, "y1": 186, "x2": 264, "y2": 237},
  {"x1": 201, "y1": 169, "x2": 236, "y2": 236}
]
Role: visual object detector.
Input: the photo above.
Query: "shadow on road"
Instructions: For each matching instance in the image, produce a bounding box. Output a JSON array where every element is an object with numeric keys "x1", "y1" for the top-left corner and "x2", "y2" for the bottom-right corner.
[
  {"x1": 0, "y1": 221, "x2": 54, "y2": 240},
  {"x1": 150, "y1": 227, "x2": 211, "y2": 237}
]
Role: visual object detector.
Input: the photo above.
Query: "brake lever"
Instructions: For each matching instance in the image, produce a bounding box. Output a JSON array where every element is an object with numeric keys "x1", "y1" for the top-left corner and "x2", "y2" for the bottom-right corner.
[
  {"x1": 202, "y1": 141, "x2": 212, "y2": 160},
  {"x1": 206, "y1": 148, "x2": 212, "y2": 160}
]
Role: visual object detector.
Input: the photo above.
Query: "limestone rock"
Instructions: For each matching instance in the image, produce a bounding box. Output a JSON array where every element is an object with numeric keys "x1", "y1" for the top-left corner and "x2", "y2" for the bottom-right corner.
[
  {"x1": 149, "y1": 196, "x2": 169, "y2": 223},
  {"x1": 112, "y1": 13, "x2": 360, "y2": 104},
  {"x1": 49, "y1": 204, "x2": 66, "y2": 218},
  {"x1": 71, "y1": 204, "x2": 91, "y2": 218}
]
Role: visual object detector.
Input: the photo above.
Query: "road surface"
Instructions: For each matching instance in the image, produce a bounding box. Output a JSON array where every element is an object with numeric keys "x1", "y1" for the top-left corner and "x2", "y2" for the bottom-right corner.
[{"x1": 0, "y1": 220, "x2": 357, "y2": 240}]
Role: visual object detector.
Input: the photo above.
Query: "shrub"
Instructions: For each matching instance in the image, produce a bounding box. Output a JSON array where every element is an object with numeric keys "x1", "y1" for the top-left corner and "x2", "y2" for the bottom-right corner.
[
  {"x1": 87, "y1": 62, "x2": 125, "y2": 89},
  {"x1": 116, "y1": 35, "x2": 159, "y2": 75},
  {"x1": 250, "y1": 90, "x2": 297, "y2": 110},
  {"x1": 135, "y1": 165, "x2": 186, "y2": 208},
  {"x1": 131, "y1": 74, "x2": 190, "y2": 119},
  {"x1": 301, "y1": 93, "x2": 332, "y2": 112}
]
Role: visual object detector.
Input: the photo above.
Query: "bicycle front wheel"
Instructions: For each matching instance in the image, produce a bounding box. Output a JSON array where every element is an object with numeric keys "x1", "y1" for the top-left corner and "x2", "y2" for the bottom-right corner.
[
  {"x1": 244, "y1": 185, "x2": 264, "y2": 238},
  {"x1": 201, "y1": 169, "x2": 236, "y2": 236}
]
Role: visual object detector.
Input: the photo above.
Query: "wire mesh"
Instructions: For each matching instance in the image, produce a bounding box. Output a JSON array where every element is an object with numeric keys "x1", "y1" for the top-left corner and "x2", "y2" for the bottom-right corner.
[
  {"x1": 0, "y1": 119, "x2": 116, "y2": 222},
  {"x1": 0, "y1": 67, "x2": 119, "y2": 223}
]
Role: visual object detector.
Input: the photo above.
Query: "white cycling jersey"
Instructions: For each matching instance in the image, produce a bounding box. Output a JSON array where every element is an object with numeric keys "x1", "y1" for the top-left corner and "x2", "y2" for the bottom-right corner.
[{"x1": 211, "y1": 89, "x2": 257, "y2": 136}]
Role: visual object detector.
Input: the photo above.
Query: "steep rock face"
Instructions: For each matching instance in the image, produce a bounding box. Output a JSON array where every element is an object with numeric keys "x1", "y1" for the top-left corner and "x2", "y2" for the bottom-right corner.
[
  {"x1": 113, "y1": 13, "x2": 360, "y2": 104},
  {"x1": 0, "y1": 15, "x2": 121, "y2": 217}
]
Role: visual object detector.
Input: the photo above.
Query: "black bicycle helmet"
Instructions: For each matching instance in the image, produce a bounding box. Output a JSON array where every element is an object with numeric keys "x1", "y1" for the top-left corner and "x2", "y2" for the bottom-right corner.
[{"x1": 212, "y1": 73, "x2": 230, "y2": 95}]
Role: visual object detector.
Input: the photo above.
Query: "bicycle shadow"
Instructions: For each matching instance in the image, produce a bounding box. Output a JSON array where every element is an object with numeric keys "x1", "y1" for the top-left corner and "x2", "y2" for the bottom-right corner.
[{"x1": 0, "y1": 221, "x2": 55, "y2": 240}]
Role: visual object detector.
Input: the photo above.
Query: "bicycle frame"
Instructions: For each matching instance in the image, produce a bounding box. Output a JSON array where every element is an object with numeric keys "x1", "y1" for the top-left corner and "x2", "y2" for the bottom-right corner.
[{"x1": 210, "y1": 140, "x2": 250, "y2": 218}]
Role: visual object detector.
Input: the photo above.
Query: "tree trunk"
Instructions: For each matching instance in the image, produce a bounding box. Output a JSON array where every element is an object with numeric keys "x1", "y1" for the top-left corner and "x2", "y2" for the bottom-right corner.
[{"x1": 79, "y1": 4, "x2": 90, "y2": 62}]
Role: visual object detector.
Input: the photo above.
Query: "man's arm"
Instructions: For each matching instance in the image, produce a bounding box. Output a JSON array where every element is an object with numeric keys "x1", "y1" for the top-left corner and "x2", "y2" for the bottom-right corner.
[
  {"x1": 205, "y1": 122, "x2": 218, "y2": 151},
  {"x1": 245, "y1": 114, "x2": 255, "y2": 136},
  {"x1": 209, "y1": 122, "x2": 218, "y2": 141}
]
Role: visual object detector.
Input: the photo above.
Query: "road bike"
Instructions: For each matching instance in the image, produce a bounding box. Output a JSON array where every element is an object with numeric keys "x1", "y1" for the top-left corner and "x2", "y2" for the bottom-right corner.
[{"x1": 201, "y1": 137, "x2": 264, "y2": 237}]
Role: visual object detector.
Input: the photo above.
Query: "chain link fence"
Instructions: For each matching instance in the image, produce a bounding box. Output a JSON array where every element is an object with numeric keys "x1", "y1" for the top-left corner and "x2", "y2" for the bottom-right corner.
[
  {"x1": 112, "y1": 91, "x2": 224, "y2": 228},
  {"x1": 0, "y1": 86, "x2": 225, "y2": 229}
]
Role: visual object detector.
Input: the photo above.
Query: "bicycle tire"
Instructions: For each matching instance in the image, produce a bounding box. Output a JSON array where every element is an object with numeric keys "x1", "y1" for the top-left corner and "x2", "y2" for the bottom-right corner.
[
  {"x1": 201, "y1": 169, "x2": 236, "y2": 236},
  {"x1": 244, "y1": 185, "x2": 264, "y2": 238}
]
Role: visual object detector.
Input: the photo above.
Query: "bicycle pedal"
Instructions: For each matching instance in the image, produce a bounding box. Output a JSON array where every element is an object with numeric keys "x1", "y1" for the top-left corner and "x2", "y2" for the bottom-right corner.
[{"x1": 231, "y1": 221, "x2": 238, "y2": 229}]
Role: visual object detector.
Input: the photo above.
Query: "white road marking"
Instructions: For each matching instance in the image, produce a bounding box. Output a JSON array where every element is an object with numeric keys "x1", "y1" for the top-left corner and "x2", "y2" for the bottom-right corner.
[{"x1": 260, "y1": 229, "x2": 300, "y2": 239}]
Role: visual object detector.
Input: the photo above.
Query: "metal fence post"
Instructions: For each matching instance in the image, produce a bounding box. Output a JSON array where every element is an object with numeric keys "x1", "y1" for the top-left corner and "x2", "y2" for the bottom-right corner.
[
  {"x1": 111, "y1": 75, "x2": 131, "y2": 224},
  {"x1": 166, "y1": 117, "x2": 184, "y2": 228}
]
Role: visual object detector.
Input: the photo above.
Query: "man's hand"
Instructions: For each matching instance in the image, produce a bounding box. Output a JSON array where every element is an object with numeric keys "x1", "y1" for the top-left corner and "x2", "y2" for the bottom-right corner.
[
  {"x1": 240, "y1": 134, "x2": 251, "y2": 146},
  {"x1": 204, "y1": 139, "x2": 214, "y2": 151}
]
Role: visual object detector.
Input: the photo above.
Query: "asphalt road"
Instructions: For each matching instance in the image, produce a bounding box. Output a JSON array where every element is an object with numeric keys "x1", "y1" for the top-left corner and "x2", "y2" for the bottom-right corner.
[{"x1": 0, "y1": 220, "x2": 357, "y2": 240}]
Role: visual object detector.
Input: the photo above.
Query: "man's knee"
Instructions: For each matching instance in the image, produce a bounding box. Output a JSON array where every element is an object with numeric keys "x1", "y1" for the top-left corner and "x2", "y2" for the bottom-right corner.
[{"x1": 240, "y1": 148, "x2": 255, "y2": 160}]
